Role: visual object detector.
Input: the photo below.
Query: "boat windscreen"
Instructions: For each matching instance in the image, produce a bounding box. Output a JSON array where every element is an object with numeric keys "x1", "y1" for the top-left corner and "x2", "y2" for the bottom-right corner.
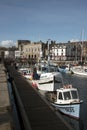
[
  {"x1": 71, "y1": 90, "x2": 78, "y2": 99},
  {"x1": 64, "y1": 91, "x2": 71, "y2": 100}
]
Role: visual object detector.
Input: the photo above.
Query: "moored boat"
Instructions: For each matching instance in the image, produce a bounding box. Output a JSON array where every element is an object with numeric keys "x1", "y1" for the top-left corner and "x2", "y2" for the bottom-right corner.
[
  {"x1": 45, "y1": 85, "x2": 83, "y2": 120},
  {"x1": 35, "y1": 72, "x2": 62, "y2": 91},
  {"x1": 18, "y1": 67, "x2": 33, "y2": 80},
  {"x1": 58, "y1": 64, "x2": 70, "y2": 73},
  {"x1": 71, "y1": 66, "x2": 87, "y2": 76}
]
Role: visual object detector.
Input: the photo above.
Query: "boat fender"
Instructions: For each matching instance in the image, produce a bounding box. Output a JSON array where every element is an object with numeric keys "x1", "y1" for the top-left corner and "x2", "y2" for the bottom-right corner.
[
  {"x1": 32, "y1": 81, "x2": 38, "y2": 88},
  {"x1": 68, "y1": 84, "x2": 72, "y2": 88},
  {"x1": 63, "y1": 84, "x2": 72, "y2": 89}
]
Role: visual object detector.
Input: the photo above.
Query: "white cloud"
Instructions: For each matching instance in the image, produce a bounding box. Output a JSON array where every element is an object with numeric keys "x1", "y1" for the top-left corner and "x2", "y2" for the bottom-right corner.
[
  {"x1": 0, "y1": 40, "x2": 15, "y2": 48},
  {"x1": 70, "y1": 39, "x2": 79, "y2": 42}
]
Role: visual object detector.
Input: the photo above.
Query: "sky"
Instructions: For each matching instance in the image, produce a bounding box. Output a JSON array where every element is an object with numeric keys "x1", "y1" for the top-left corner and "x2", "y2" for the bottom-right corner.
[{"x1": 0, "y1": 0, "x2": 87, "y2": 47}]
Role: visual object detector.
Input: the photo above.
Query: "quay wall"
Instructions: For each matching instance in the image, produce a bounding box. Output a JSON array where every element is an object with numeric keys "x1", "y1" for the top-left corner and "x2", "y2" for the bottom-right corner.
[{"x1": 0, "y1": 64, "x2": 14, "y2": 130}]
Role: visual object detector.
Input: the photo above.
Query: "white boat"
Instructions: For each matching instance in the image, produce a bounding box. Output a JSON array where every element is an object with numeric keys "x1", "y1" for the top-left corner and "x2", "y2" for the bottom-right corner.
[
  {"x1": 45, "y1": 85, "x2": 83, "y2": 120},
  {"x1": 71, "y1": 66, "x2": 87, "y2": 76},
  {"x1": 18, "y1": 67, "x2": 33, "y2": 80},
  {"x1": 36, "y1": 64, "x2": 59, "y2": 75},
  {"x1": 36, "y1": 72, "x2": 62, "y2": 91}
]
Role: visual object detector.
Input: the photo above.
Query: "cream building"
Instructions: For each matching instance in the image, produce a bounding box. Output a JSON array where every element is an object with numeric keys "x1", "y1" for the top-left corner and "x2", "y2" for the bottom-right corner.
[{"x1": 23, "y1": 42, "x2": 42, "y2": 62}]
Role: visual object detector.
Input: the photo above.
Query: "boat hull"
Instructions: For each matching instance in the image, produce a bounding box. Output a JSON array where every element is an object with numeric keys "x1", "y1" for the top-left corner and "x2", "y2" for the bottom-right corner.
[
  {"x1": 71, "y1": 68, "x2": 87, "y2": 76},
  {"x1": 51, "y1": 102, "x2": 80, "y2": 119},
  {"x1": 36, "y1": 72, "x2": 62, "y2": 91},
  {"x1": 58, "y1": 68, "x2": 66, "y2": 73}
]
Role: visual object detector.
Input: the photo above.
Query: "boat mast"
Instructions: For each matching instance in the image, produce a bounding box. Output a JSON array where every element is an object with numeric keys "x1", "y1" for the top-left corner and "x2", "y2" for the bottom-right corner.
[
  {"x1": 48, "y1": 39, "x2": 51, "y2": 72},
  {"x1": 80, "y1": 29, "x2": 84, "y2": 63}
]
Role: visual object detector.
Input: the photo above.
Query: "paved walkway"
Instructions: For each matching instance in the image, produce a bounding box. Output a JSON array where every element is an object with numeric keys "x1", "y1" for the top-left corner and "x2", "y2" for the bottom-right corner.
[
  {"x1": 0, "y1": 64, "x2": 13, "y2": 130},
  {"x1": 8, "y1": 65, "x2": 72, "y2": 130}
]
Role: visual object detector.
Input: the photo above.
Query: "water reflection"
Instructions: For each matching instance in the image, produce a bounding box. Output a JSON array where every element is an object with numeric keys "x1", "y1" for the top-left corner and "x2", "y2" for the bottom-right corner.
[{"x1": 62, "y1": 115, "x2": 80, "y2": 130}]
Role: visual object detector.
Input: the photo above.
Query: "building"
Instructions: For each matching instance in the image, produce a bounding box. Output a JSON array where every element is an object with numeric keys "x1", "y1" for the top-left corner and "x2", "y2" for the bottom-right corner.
[
  {"x1": 16, "y1": 39, "x2": 87, "y2": 64},
  {"x1": 21, "y1": 41, "x2": 43, "y2": 64},
  {"x1": 17, "y1": 40, "x2": 31, "y2": 58},
  {"x1": 66, "y1": 41, "x2": 87, "y2": 62},
  {"x1": 50, "y1": 43, "x2": 67, "y2": 61},
  {"x1": 15, "y1": 50, "x2": 21, "y2": 59}
]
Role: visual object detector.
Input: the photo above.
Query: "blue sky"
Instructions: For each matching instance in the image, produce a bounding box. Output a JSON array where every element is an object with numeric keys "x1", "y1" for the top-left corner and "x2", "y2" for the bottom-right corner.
[{"x1": 0, "y1": 0, "x2": 87, "y2": 47}]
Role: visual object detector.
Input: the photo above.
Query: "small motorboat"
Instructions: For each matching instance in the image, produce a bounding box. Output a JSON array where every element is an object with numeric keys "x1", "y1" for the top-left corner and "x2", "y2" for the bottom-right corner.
[{"x1": 45, "y1": 84, "x2": 83, "y2": 120}]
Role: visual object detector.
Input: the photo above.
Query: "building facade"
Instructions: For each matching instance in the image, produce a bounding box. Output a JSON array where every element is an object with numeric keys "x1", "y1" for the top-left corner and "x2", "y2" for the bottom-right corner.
[
  {"x1": 15, "y1": 40, "x2": 87, "y2": 64},
  {"x1": 66, "y1": 41, "x2": 87, "y2": 62},
  {"x1": 50, "y1": 43, "x2": 67, "y2": 61},
  {"x1": 23, "y1": 42, "x2": 42, "y2": 62}
]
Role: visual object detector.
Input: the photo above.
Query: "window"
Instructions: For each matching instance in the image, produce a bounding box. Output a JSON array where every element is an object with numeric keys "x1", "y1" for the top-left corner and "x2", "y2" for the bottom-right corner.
[
  {"x1": 32, "y1": 48, "x2": 33, "y2": 52},
  {"x1": 28, "y1": 55, "x2": 30, "y2": 59},
  {"x1": 71, "y1": 90, "x2": 78, "y2": 99},
  {"x1": 34, "y1": 55, "x2": 36, "y2": 58},
  {"x1": 64, "y1": 92, "x2": 71, "y2": 100},
  {"x1": 59, "y1": 92, "x2": 63, "y2": 100}
]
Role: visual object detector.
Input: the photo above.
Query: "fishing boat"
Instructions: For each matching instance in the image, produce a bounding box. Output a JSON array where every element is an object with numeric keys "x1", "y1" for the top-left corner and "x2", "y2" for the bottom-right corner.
[{"x1": 45, "y1": 84, "x2": 82, "y2": 120}]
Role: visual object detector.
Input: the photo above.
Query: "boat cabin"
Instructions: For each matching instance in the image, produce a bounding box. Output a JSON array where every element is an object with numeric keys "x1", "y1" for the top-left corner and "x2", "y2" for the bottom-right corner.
[
  {"x1": 56, "y1": 87, "x2": 79, "y2": 103},
  {"x1": 46, "y1": 86, "x2": 79, "y2": 103}
]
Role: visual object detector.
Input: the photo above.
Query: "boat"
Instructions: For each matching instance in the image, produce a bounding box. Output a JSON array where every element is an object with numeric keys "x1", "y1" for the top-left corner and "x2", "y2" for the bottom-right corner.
[
  {"x1": 45, "y1": 84, "x2": 83, "y2": 120},
  {"x1": 36, "y1": 63, "x2": 59, "y2": 76},
  {"x1": 18, "y1": 67, "x2": 33, "y2": 80},
  {"x1": 58, "y1": 64, "x2": 70, "y2": 73},
  {"x1": 36, "y1": 72, "x2": 62, "y2": 91},
  {"x1": 71, "y1": 66, "x2": 87, "y2": 76}
]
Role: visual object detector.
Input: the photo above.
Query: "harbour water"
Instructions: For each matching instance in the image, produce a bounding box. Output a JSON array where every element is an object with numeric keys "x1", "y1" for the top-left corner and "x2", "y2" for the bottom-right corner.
[{"x1": 61, "y1": 73, "x2": 87, "y2": 130}]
